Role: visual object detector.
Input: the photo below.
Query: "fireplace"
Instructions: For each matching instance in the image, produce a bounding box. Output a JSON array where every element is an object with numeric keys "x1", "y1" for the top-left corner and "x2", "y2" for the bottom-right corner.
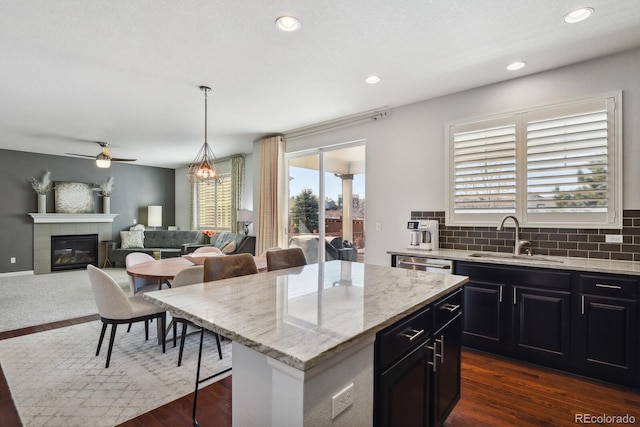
[{"x1": 51, "y1": 234, "x2": 99, "y2": 271}]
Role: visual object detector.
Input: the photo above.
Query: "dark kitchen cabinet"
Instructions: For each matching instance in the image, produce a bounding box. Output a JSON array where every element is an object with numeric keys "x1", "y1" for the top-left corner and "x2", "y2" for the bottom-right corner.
[
  {"x1": 378, "y1": 340, "x2": 433, "y2": 427},
  {"x1": 456, "y1": 261, "x2": 572, "y2": 369},
  {"x1": 574, "y1": 273, "x2": 638, "y2": 386},
  {"x1": 432, "y1": 315, "x2": 462, "y2": 426},
  {"x1": 461, "y1": 280, "x2": 507, "y2": 354},
  {"x1": 375, "y1": 289, "x2": 463, "y2": 427},
  {"x1": 511, "y1": 285, "x2": 571, "y2": 368}
]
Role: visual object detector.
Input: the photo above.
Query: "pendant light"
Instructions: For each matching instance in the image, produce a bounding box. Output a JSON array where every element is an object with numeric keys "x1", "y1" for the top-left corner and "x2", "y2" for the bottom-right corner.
[{"x1": 187, "y1": 86, "x2": 224, "y2": 185}]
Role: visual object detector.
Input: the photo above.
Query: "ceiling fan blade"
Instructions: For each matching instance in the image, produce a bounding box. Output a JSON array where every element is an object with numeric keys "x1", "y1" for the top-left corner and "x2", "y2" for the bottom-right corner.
[
  {"x1": 65, "y1": 152, "x2": 97, "y2": 159},
  {"x1": 102, "y1": 146, "x2": 112, "y2": 158},
  {"x1": 111, "y1": 157, "x2": 137, "y2": 162}
]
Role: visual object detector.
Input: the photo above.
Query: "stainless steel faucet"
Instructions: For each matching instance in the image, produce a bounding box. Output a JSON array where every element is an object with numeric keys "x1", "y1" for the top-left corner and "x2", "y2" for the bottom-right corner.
[{"x1": 497, "y1": 215, "x2": 530, "y2": 255}]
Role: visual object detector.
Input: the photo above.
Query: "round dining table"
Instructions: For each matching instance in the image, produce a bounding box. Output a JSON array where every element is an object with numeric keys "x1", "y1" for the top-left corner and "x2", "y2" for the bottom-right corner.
[{"x1": 126, "y1": 255, "x2": 267, "y2": 281}]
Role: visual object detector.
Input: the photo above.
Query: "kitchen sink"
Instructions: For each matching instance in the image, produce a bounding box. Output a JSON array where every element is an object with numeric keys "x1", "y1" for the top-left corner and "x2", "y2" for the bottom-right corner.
[{"x1": 468, "y1": 252, "x2": 565, "y2": 264}]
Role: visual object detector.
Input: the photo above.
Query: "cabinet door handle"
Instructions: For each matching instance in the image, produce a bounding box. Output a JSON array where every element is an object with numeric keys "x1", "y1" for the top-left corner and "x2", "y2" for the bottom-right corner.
[
  {"x1": 436, "y1": 335, "x2": 444, "y2": 364},
  {"x1": 441, "y1": 303, "x2": 460, "y2": 313},
  {"x1": 595, "y1": 283, "x2": 622, "y2": 290},
  {"x1": 513, "y1": 288, "x2": 517, "y2": 305},
  {"x1": 426, "y1": 344, "x2": 437, "y2": 372},
  {"x1": 499, "y1": 286, "x2": 503, "y2": 303},
  {"x1": 400, "y1": 328, "x2": 425, "y2": 341},
  {"x1": 581, "y1": 294, "x2": 585, "y2": 315}
]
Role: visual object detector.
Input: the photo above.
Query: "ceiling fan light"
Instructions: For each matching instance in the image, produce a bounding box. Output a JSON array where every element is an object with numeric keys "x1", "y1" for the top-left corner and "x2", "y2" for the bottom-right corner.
[{"x1": 96, "y1": 153, "x2": 111, "y2": 168}]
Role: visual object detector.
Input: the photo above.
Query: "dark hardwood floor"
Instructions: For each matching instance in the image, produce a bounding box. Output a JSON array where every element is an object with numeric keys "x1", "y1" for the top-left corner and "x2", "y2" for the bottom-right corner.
[{"x1": 2, "y1": 316, "x2": 639, "y2": 427}]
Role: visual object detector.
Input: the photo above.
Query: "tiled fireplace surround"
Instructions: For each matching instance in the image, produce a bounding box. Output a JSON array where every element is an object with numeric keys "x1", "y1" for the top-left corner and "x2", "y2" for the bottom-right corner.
[
  {"x1": 30, "y1": 214, "x2": 117, "y2": 274},
  {"x1": 412, "y1": 210, "x2": 640, "y2": 262}
]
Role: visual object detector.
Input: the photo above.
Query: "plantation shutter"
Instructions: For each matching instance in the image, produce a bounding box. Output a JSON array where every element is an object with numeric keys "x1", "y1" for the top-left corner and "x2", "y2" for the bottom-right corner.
[
  {"x1": 451, "y1": 118, "x2": 517, "y2": 214},
  {"x1": 526, "y1": 99, "x2": 609, "y2": 214},
  {"x1": 197, "y1": 173, "x2": 232, "y2": 230},
  {"x1": 446, "y1": 93, "x2": 620, "y2": 228}
]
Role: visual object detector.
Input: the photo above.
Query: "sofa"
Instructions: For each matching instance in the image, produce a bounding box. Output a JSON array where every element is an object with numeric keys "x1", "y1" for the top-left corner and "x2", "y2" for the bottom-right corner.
[
  {"x1": 184, "y1": 231, "x2": 256, "y2": 256},
  {"x1": 288, "y1": 235, "x2": 357, "y2": 262},
  {"x1": 110, "y1": 230, "x2": 201, "y2": 267}
]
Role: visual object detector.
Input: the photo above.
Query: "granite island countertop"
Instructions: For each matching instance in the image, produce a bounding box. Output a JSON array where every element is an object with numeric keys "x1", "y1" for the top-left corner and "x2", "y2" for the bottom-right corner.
[
  {"x1": 143, "y1": 260, "x2": 467, "y2": 371},
  {"x1": 388, "y1": 248, "x2": 640, "y2": 276}
]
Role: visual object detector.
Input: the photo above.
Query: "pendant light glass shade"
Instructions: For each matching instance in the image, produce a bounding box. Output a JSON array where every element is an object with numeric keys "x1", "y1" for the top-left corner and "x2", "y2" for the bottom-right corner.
[{"x1": 187, "y1": 86, "x2": 223, "y2": 185}]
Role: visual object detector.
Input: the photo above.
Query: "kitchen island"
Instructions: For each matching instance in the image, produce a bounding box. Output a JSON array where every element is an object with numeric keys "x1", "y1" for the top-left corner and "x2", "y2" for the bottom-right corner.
[{"x1": 144, "y1": 260, "x2": 468, "y2": 426}]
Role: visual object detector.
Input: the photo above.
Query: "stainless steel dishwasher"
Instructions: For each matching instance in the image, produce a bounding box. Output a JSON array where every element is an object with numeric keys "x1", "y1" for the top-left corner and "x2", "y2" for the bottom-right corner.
[{"x1": 395, "y1": 255, "x2": 453, "y2": 274}]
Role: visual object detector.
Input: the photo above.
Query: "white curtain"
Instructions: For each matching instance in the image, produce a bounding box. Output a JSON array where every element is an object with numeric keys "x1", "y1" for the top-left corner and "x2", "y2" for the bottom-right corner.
[
  {"x1": 256, "y1": 135, "x2": 285, "y2": 255},
  {"x1": 230, "y1": 155, "x2": 245, "y2": 233}
]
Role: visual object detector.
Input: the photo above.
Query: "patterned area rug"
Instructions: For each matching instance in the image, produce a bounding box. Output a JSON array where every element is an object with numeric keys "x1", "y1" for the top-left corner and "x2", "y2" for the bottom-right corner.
[{"x1": 0, "y1": 320, "x2": 232, "y2": 426}]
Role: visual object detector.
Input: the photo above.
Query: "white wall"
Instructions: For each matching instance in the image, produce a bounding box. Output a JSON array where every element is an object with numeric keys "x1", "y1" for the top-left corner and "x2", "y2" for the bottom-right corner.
[{"x1": 275, "y1": 48, "x2": 640, "y2": 266}]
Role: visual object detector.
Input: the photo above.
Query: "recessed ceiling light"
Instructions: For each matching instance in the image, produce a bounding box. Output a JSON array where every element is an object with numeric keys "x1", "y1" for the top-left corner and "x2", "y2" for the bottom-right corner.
[
  {"x1": 275, "y1": 16, "x2": 301, "y2": 32},
  {"x1": 365, "y1": 75, "x2": 381, "y2": 84},
  {"x1": 506, "y1": 61, "x2": 526, "y2": 71},
  {"x1": 564, "y1": 7, "x2": 594, "y2": 24}
]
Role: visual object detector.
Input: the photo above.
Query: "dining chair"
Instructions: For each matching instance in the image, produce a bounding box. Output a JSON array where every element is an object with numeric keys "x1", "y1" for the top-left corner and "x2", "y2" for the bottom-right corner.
[
  {"x1": 192, "y1": 246, "x2": 223, "y2": 255},
  {"x1": 204, "y1": 253, "x2": 259, "y2": 281},
  {"x1": 169, "y1": 265, "x2": 219, "y2": 367},
  {"x1": 87, "y1": 264, "x2": 166, "y2": 368},
  {"x1": 191, "y1": 253, "x2": 259, "y2": 426},
  {"x1": 125, "y1": 252, "x2": 163, "y2": 295},
  {"x1": 266, "y1": 247, "x2": 307, "y2": 271}
]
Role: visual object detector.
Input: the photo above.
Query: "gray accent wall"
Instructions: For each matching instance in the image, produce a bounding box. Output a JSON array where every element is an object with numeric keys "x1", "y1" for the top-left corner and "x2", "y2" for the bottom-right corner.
[{"x1": 0, "y1": 149, "x2": 175, "y2": 273}]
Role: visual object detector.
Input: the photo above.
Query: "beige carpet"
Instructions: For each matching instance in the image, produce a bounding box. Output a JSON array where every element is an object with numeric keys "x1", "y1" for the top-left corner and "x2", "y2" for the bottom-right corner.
[
  {"x1": 0, "y1": 319, "x2": 232, "y2": 426},
  {"x1": 0, "y1": 268, "x2": 131, "y2": 332}
]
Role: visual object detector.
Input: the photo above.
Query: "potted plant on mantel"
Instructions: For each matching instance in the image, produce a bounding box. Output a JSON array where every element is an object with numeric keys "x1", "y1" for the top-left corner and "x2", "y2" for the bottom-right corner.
[
  {"x1": 28, "y1": 171, "x2": 53, "y2": 213},
  {"x1": 97, "y1": 177, "x2": 114, "y2": 214}
]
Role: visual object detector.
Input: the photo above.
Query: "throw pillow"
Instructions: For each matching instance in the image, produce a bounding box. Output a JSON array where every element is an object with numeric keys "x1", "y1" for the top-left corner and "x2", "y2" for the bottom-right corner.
[
  {"x1": 220, "y1": 240, "x2": 237, "y2": 254},
  {"x1": 120, "y1": 230, "x2": 144, "y2": 249}
]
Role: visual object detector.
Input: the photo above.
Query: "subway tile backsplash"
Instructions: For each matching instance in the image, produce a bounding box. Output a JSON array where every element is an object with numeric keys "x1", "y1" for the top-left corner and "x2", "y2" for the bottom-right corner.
[{"x1": 411, "y1": 210, "x2": 640, "y2": 262}]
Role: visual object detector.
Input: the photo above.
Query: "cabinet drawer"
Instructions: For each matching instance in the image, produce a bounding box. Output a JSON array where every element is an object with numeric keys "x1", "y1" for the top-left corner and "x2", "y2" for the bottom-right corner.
[
  {"x1": 435, "y1": 289, "x2": 462, "y2": 330},
  {"x1": 578, "y1": 274, "x2": 637, "y2": 298},
  {"x1": 378, "y1": 306, "x2": 433, "y2": 369}
]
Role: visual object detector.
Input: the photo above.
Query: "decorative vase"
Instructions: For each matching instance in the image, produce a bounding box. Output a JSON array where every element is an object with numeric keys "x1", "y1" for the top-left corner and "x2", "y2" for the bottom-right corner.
[
  {"x1": 103, "y1": 196, "x2": 111, "y2": 214},
  {"x1": 37, "y1": 194, "x2": 46, "y2": 213}
]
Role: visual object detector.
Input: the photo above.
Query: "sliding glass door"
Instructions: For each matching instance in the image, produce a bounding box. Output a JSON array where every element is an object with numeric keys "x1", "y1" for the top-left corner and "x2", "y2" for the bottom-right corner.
[{"x1": 286, "y1": 142, "x2": 365, "y2": 264}]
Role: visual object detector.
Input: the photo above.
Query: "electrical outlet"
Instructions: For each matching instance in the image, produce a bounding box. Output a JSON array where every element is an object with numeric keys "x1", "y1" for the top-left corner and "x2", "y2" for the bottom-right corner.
[
  {"x1": 331, "y1": 383, "x2": 354, "y2": 419},
  {"x1": 605, "y1": 234, "x2": 623, "y2": 243},
  {"x1": 133, "y1": 218, "x2": 137, "y2": 224},
  {"x1": 376, "y1": 222, "x2": 381, "y2": 232},
  {"x1": 10, "y1": 257, "x2": 16, "y2": 264}
]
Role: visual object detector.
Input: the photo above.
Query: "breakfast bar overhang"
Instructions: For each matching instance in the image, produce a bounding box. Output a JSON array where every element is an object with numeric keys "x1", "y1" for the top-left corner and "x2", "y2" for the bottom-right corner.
[{"x1": 144, "y1": 260, "x2": 468, "y2": 426}]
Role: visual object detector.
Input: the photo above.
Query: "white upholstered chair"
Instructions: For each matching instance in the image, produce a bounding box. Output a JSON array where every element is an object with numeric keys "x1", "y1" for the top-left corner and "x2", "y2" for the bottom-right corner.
[
  {"x1": 125, "y1": 252, "x2": 163, "y2": 295},
  {"x1": 169, "y1": 265, "x2": 218, "y2": 366},
  {"x1": 87, "y1": 264, "x2": 166, "y2": 368}
]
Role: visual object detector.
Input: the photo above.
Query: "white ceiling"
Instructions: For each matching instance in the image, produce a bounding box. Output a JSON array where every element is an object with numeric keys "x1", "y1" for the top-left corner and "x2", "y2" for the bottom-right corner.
[{"x1": 1, "y1": 1, "x2": 640, "y2": 169}]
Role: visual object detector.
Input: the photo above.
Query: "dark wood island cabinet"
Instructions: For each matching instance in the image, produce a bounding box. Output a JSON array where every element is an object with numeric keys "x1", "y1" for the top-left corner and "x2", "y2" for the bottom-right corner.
[{"x1": 375, "y1": 289, "x2": 462, "y2": 427}]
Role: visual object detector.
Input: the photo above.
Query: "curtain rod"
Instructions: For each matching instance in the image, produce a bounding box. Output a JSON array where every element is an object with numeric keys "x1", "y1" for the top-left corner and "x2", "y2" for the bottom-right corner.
[{"x1": 283, "y1": 109, "x2": 389, "y2": 141}]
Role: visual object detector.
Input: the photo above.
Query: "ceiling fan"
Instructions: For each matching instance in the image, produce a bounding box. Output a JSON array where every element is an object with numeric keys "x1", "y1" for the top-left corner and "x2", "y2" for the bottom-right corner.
[{"x1": 66, "y1": 141, "x2": 137, "y2": 168}]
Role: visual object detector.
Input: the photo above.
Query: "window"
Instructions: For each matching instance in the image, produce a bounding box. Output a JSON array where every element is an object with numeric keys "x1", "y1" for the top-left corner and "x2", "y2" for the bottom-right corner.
[
  {"x1": 446, "y1": 93, "x2": 621, "y2": 228},
  {"x1": 196, "y1": 173, "x2": 232, "y2": 230}
]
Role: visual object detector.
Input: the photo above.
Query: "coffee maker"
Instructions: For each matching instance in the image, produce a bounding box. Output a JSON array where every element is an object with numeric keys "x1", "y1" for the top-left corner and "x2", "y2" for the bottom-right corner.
[
  {"x1": 407, "y1": 220, "x2": 439, "y2": 250},
  {"x1": 408, "y1": 221, "x2": 421, "y2": 248}
]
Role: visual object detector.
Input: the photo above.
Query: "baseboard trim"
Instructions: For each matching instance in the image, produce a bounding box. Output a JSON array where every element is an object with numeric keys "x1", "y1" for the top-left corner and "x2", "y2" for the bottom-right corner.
[{"x1": 0, "y1": 270, "x2": 35, "y2": 278}]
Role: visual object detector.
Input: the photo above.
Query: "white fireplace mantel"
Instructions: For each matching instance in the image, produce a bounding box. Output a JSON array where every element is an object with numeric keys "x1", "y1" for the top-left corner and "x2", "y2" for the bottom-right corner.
[{"x1": 28, "y1": 213, "x2": 119, "y2": 224}]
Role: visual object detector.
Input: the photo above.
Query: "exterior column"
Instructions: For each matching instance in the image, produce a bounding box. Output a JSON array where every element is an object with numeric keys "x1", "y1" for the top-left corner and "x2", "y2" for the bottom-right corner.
[{"x1": 339, "y1": 174, "x2": 354, "y2": 243}]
